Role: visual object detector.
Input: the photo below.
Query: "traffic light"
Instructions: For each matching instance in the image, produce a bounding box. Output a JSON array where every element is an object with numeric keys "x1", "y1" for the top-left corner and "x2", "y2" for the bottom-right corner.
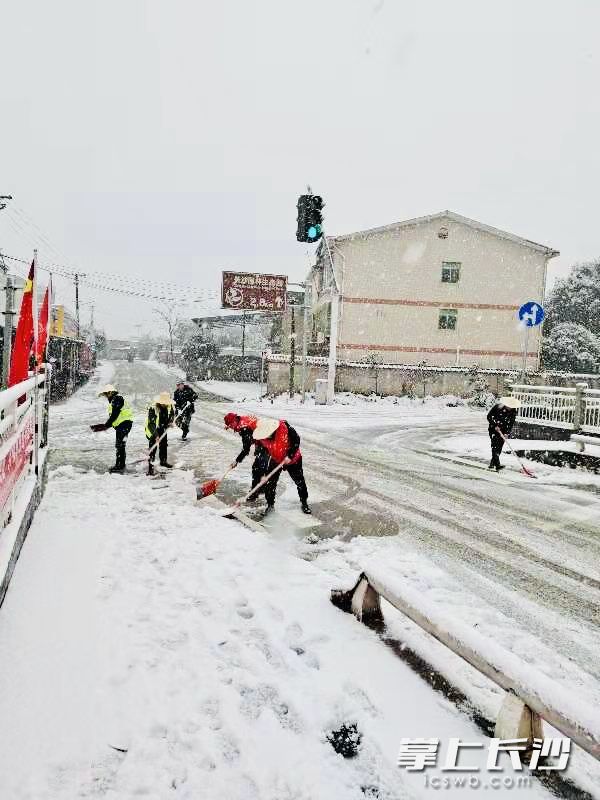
[{"x1": 296, "y1": 194, "x2": 324, "y2": 243}]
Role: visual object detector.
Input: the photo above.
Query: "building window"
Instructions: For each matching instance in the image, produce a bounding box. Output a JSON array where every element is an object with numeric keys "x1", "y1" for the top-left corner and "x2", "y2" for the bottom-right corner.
[
  {"x1": 441, "y1": 261, "x2": 461, "y2": 283},
  {"x1": 438, "y1": 309, "x2": 458, "y2": 330}
]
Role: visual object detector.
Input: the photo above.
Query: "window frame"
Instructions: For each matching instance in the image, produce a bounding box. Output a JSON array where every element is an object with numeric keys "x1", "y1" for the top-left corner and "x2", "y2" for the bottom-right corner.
[
  {"x1": 438, "y1": 308, "x2": 458, "y2": 331},
  {"x1": 441, "y1": 261, "x2": 461, "y2": 284}
]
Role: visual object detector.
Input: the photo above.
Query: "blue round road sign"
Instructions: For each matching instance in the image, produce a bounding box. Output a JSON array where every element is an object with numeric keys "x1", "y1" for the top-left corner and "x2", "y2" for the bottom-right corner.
[{"x1": 518, "y1": 301, "x2": 545, "y2": 327}]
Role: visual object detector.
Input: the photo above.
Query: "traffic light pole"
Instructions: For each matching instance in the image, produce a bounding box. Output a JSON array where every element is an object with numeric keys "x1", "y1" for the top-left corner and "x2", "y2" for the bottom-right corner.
[{"x1": 324, "y1": 235, "x2": 339, "y2": 405}]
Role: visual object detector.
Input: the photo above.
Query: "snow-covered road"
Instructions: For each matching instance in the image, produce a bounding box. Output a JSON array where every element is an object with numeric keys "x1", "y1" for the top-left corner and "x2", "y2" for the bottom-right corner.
[{"x1": 0, "y1": 360, "x2": 598, "y2": 798}]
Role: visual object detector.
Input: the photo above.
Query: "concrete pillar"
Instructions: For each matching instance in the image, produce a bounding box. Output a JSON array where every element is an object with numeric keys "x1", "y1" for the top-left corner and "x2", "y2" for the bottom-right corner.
[
  {"x1": 495, "y1": 692, "x2": 543, "y2": 747},
  {"x1": 574, "y1": 383, "x2": 588, "y2": 430}
]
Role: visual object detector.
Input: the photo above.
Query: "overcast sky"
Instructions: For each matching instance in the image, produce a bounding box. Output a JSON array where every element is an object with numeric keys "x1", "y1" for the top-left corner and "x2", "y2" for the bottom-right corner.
[{"x1": 1, "y1": 0, "x2": 599, "y2": 338}]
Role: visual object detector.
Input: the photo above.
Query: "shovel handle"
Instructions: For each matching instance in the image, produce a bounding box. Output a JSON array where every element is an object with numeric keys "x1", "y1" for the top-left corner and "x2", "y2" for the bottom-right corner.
[
  {"x1": 231, "y1": 461, "x2": 286, "y2": 508},
  {"x1": 132, "y1": 402, "x2": 192, "y2": 465}
]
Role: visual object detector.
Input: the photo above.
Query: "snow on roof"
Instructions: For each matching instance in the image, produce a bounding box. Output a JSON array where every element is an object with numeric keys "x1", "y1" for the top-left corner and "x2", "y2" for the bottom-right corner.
[{"x1": 329, "y1": 210, "x2": 560, "y2": 257}]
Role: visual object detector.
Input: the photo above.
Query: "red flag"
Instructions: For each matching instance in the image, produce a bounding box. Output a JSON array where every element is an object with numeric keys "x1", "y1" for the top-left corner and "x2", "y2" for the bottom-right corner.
[
  {"x1": 36, "y1": 279, "x2": 51, "y2": 365},
  {"x1": 8, "y1": 260, "x2": 35, "y2": 386}
]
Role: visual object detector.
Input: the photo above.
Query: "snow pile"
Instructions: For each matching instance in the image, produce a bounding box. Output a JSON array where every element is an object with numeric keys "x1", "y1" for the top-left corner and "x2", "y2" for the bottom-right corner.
[
  {"x1": 198, "y1": 379, "x2": 263, "y2": 401},
  {"x1": 239, "y1": 389, "x2": 469, "y2": 411},
  {"x1": 436, "y1": 432, "x2": 600, "y2": 488},
  {"x1": 0, "y1": 463, "x2": 546, "y2": 800}
]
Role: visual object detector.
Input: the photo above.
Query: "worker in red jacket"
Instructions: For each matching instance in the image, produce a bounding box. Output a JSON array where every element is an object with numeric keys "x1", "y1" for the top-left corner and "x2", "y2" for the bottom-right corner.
[
  {"x1": 252, "y1": 417, "x2": 311, "y2": 515},
  {"x1": 224, "y1": 412, "x2": 263, "y2": 488}
]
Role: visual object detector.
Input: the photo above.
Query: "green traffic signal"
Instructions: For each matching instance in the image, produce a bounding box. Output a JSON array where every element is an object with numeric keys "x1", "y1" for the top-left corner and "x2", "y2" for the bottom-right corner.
[{"x1": 296, "y1": 194, "x2": 324, "y2": 243}]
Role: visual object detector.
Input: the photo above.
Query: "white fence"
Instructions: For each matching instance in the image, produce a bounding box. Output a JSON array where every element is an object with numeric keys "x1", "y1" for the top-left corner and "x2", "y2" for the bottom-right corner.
[
  {"x1": 510, "y1": 383, "x2": 600, "y2": 435},
  {"x1": 0, "y1": 372, "x2": 47, "y2": 529},
  {"x1": 582, "y1": 389, "x2": 600, "y2": 434}
]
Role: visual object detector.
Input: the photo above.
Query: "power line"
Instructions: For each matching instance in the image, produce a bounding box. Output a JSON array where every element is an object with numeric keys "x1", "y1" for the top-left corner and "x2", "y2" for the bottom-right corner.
[{"x1": 0, "y1": 252, "x2": 219, "y2": 303}]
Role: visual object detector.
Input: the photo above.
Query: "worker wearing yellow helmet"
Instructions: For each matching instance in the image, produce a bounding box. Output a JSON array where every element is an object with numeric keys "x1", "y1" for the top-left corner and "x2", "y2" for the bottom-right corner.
[{"x1": 92, "y1": 384, "x2": 134, "y2": 473}]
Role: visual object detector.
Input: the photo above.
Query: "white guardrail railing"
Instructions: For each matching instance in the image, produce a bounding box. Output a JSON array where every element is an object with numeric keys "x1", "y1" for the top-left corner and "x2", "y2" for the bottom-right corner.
[
  {"x1": 0, "y1": 372, "x2": 47, "y2": 529},
  {"x1": 510, "y1": 383, "x2": 600, "y2": 435},
  {"x1": 332, "y1": 571, "x2": 600, "y2": 761},
  {"x1": 582, "y1": 388, "x2": 600, "y2": 434}
]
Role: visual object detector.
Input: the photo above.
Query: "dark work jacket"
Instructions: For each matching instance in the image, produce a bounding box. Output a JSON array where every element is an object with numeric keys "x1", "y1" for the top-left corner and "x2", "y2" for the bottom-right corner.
[
  {"x1": 174, "y1": 385, "x2": 198, "y2": 413},
  {"x1": 487, "y1": 404, "x2": 517, "y2": 436},
  {"x1": 147, "y1": 404, "x2": 175, "y2": 437},
  {"x1": 105, "y1": 393, "x2": 124, "y2": 427},
  {"x1": 236, "y1": 427, "x2": 256, "y2": 464}
]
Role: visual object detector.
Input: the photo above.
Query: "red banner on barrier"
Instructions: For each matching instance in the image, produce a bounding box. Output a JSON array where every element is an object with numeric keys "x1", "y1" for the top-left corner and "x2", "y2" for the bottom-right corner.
[{"x1": 0, "y1": 415, "x2": 34, "y2": 511}]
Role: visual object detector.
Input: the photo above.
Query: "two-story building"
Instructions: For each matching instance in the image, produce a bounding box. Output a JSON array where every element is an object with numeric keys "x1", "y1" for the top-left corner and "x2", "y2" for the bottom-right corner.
[{"x1": 309, "y1": 211, "x2": 559, "y2": 370}]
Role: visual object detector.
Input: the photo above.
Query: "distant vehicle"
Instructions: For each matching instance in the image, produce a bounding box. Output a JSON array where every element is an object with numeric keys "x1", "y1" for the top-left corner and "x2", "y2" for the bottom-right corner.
[{"x1": 127, "y1": 350, "x2": 134, "y2": 363}]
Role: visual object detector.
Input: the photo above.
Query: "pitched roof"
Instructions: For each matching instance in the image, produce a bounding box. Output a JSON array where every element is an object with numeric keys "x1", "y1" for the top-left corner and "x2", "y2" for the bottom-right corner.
[{"x1": 329, "y1": 210, "x2": 559, "y2": 257}]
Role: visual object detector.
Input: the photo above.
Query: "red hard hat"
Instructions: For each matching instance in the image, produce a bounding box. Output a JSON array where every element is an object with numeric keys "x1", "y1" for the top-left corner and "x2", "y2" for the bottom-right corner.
[{"x1": 224, "y1": 412, "x2": 238, "y2": 429}]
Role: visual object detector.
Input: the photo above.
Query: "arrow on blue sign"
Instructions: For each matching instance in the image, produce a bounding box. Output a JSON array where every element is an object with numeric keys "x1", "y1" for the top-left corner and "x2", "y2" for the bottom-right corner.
[{"x1": 518, "y1": 301, "x2": 545, "y2": 327}]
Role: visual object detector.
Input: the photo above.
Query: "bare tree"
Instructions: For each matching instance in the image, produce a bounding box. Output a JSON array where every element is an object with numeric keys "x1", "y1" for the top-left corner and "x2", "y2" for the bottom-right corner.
[{"x1": 154, "y1": 306, "x2": 180, "y2": 364}]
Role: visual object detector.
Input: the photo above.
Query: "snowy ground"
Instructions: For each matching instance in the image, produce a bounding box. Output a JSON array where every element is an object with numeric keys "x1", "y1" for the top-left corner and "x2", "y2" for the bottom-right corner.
[
  {"x1": 0, "y1": 362, "x2": 599, "y2": 799},
  {"x1": 198, "y1": 379, "x2": 263, "y2": 401},
  {"x1": 436, "y1": 432, "x2": 600, "y2": 490}
]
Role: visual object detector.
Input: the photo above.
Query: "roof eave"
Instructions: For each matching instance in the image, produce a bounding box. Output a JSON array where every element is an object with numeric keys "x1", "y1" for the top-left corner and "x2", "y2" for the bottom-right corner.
[{"x1": 329, "y1": 210, "x2": 559, "y2": 257}]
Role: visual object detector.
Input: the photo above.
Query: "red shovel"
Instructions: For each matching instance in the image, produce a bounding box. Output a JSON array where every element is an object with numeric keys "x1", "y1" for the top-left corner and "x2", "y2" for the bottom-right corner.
[
  {"x1": 498, "y1": 430, "x2": 537, "y2": 478},
  {"x1": 196, "y1": 464, "x2": 236, "y2": 500},
  {"x1": 215, "y1": 461, "x2": 287, "y2": 517}
]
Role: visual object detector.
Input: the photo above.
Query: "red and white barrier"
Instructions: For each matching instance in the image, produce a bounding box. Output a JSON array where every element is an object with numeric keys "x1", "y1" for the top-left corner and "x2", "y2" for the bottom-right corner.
[{"x1": 0, "y1": 372, "x2": 47, "y2": 530}]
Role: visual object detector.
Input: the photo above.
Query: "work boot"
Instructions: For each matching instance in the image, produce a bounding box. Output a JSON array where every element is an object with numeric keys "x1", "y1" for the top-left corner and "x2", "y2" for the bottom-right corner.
[
  {"x1": 488, "y1": 460, "x2": 495, "y2": 470},
  {"x1": 147, "y1": 463, "x2": 155, "y2": 476},
  {"x1": 109, "y1": 465, "x2": 124, "y2": 474},
  {"x1": 301, "y1": 502, "x2": 312, "y2": 515},
  {"x1": 263, "y1": 504, "x2": 275, "y2": 516},
  {"x1": 495, "y1": 465, "x2": 505, "y2": 472},
  {"x1": 160, "y1": 462, "x2": 173, "y2": 469},
  {"x1": 181, "y1": 432, "x2": 187, "y2": 440}
]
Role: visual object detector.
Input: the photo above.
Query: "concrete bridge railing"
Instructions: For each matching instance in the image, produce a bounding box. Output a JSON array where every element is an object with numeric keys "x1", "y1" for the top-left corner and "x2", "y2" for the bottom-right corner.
[
  {"x1": 331, "y1": 570, "x2": 600, "y2": 762},
  {"x1": 510, "y1": 383, "x2": 600, "y2": 436}
]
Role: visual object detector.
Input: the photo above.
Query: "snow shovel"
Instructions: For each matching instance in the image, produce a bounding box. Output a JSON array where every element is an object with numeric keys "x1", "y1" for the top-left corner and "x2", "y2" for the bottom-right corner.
[
  {"x1": 215, "y1": 461, "x2": 287, "y2": 517},
  {"x1": 498, "y1": 430, "x2": 537, "y2": 478},
  {"x1": 132, "y1": 402, "x2": 191, "y2": 466},
  {"x1": 196, "y1": 464, "x2": 236, "y2": 500}
]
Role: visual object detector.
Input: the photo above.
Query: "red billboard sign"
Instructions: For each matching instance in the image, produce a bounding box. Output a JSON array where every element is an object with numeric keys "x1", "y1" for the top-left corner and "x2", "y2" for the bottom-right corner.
[{"x1": 221, "y1": 271, "x2": 287, "y2": 312}]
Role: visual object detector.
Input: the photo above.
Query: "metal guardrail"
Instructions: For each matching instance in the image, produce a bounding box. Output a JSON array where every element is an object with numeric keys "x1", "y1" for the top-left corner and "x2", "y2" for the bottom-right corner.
[
  {"x1": 331, "y1": 571, "x2": 600, "y2": 761},
  {"x1": 511, "y1": 384, "x2": 577, "y2": 430},
  {"x1": 511, "y1": 383, "x2": 600, "y2": 435},
  {"x1": 582, "y1": 388, "x2": 600, "y2": 435}
]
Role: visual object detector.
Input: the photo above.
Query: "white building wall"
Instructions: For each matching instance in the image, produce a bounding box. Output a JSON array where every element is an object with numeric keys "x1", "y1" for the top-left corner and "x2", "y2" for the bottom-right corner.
[{"x1": 331, "y1": 216, "x2": 551, "y2": 368}]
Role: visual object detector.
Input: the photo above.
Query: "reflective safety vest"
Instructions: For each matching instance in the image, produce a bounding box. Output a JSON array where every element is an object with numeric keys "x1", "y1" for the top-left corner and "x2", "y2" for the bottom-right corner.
[
  {"x1": 144, "y1": 406, "x2": 153, "y2": 438},
  {"x1": 144, "y1": 404, "x2": 173, "y2": 437},
  {"x1": 109, "y1": 399, "x2": 134, "y2": 428},
  {"x1": 257, "y1": 420, "x2": 301, "y2": 465}
]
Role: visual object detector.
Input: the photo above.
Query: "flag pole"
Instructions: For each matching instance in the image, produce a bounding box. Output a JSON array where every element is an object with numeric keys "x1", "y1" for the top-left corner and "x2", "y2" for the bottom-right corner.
[
  {"x1": 32, "y1": 249, "x2": 39, "y2": 478},
  {"x1": 42, "y1": 275, "x2": 53, "y2": 447}
]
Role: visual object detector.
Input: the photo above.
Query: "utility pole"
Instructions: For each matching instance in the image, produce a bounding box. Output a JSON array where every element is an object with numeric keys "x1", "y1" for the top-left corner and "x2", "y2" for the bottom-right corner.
[
  {"x1": 1, "y1": 274, "x2": 16, "y2": 388},
  {"x1": 89, "y1": 304, "x2": 96, "y2": 351},
  {"x1": 74, "y1": 272, "x2": 81, "y2": 378},
  {"x1": 0, "y1": 195, "x2": 14, "y2": 387},
  {"x1": 289, "y1": 304, "x2": 296, "y2": 397},
  {"x1": 241, "y1": 311, "x2": 246, "y2": 358},
  {"x1": 75, "y1": 273, "x2": 80, "y2": 339}
]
